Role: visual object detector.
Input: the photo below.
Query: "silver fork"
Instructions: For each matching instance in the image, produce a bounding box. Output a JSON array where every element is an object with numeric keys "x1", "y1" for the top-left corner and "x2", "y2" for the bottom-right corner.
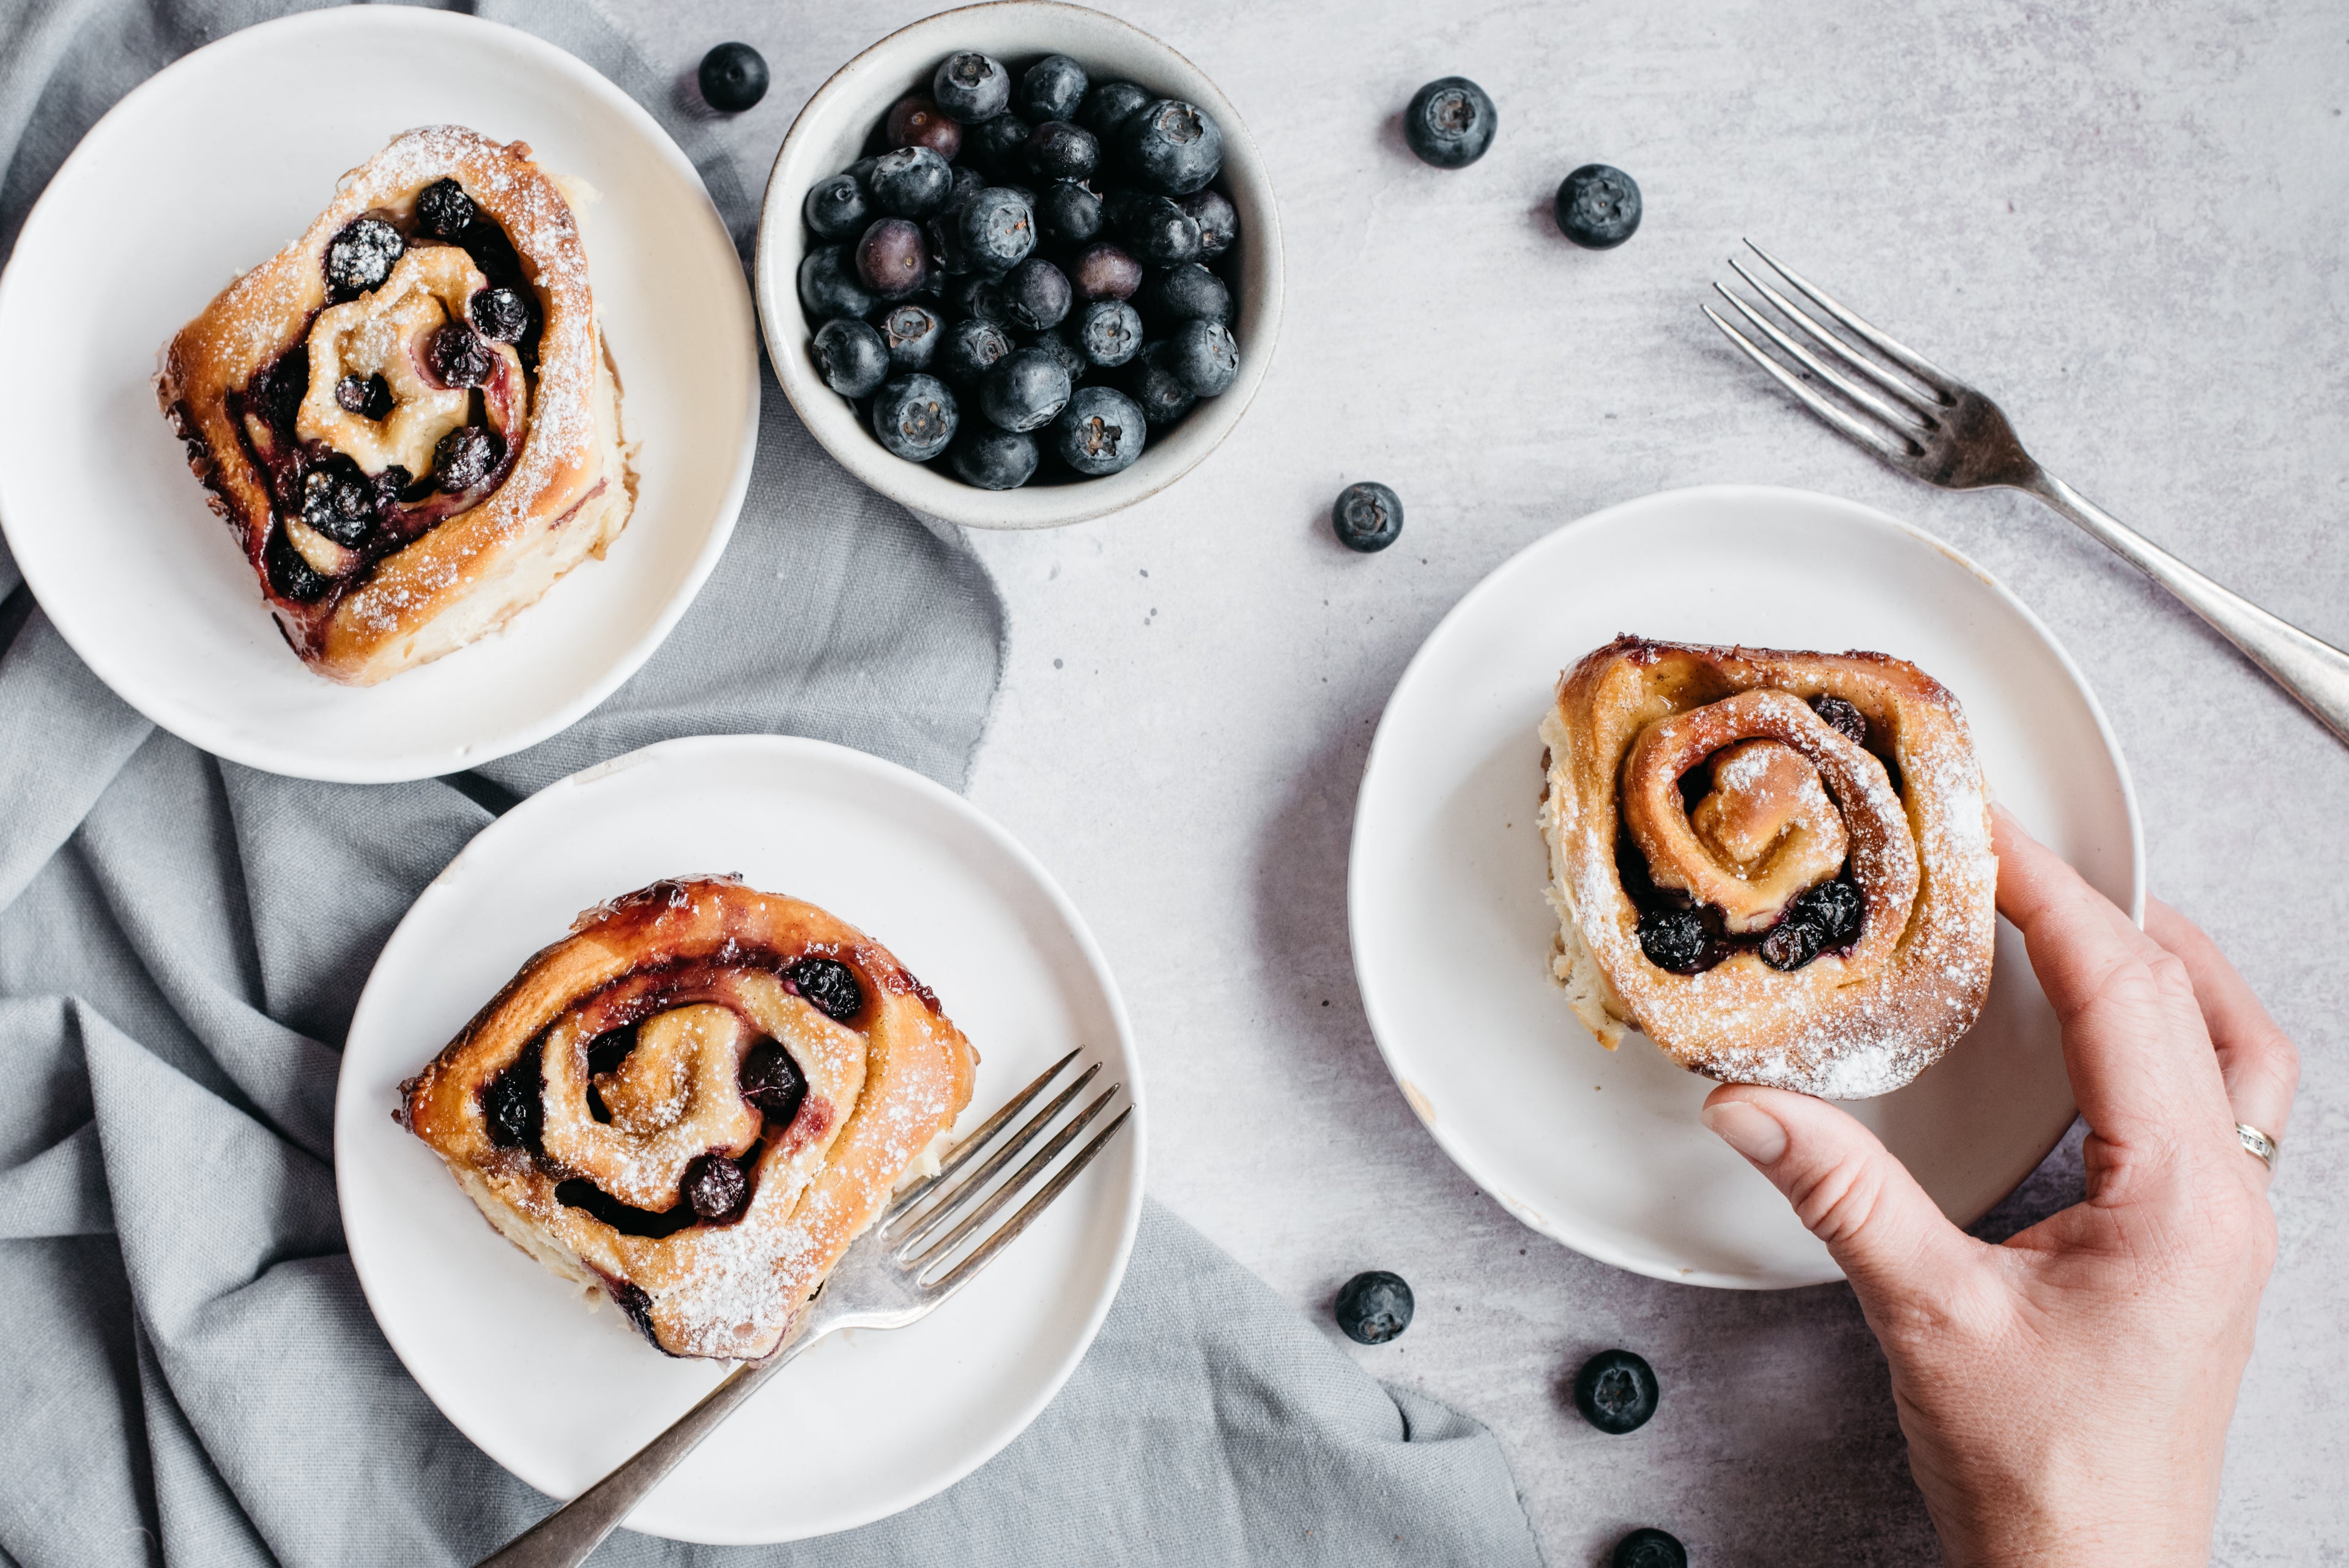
[
  {"x1": 476, "y1": 1050, "x2": 1131, "y2": 1568},
  {"x1": 1706, "y1": 241, "x2": 2349, "y2": 745}
]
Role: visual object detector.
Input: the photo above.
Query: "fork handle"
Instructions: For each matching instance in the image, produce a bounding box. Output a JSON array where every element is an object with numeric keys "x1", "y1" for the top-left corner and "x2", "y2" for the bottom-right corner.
[
  {"x1": 2022, "y1": 472, "x2": 2349, "y2": 746},
  {"x1": 473, "y1": 1340, "x2": 807, "y2": 1568}
]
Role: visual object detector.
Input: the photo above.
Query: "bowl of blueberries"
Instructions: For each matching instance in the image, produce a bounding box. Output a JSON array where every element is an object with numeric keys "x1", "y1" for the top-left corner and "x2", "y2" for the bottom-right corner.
[{"x1": 755, "y1": 1, "x2": 1282, "y2": 529}]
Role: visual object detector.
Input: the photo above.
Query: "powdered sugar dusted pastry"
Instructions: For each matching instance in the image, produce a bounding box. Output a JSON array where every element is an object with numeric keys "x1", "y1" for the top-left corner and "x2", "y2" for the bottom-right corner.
[
  {"x1": 401, "y1": 877, "x2": 977, "y2": 1360},
  {"x1": 157, "y1": 125, "x2": 633, "y2": 685},
  {"x1": 1538, "y1": 637, "x2": 1995, "y2": 1098}
]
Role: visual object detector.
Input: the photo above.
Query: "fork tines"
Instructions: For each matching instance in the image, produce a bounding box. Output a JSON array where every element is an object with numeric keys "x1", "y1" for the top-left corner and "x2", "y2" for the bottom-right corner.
[
  {"x1": 881, "y1": 1049, "x2": 1130, "y2": 1295},
  {"x1": 1704, "y1": 240, "x2": 1962, "y2": 463}
]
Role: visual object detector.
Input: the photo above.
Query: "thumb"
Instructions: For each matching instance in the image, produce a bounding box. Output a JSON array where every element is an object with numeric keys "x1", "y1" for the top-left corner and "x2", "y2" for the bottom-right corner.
[{"x1": 1701, "y1": 1084, "x2": 1970, "y2": 1300}]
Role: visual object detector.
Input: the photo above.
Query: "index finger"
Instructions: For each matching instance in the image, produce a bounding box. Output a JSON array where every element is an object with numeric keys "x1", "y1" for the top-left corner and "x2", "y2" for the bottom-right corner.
[{"x1": 1991, "y1": 808, "x2": 2233, "y2": 1148}]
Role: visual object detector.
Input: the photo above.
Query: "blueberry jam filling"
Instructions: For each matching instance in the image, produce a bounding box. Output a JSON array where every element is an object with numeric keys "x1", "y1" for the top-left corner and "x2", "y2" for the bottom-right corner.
[
  {"x1": 787, "y1": 958, "x2": 864, "y2": 1022},
  {"x1": 264, "y1": 525, "x2": 332, "y2": 602},
  {"x1": 415, "y1": 177, "x2": 477, "y2": 240},
  {"x1": 300, "y1": 457, "x2": 375, "y2": 546},
  {"x1": 1760, "y1": 878, "x2": 1865, "y2": 972},
  {"x1": 427, "y1": 321, "x2": 495, "y2": 388},
  {"x1": 683, "y1": 1152, "x2": 751, "y2": 1222},
  {"x1": 606, "y1": 1278, "x2": 662, "y2": 1348},
  {"x1": 324, "y1": 216, "x2": 403, "y2": 298},
  {"x1": 482, "y1": 1040, "x2": 546, "y2": 1154},
  {"x1": 559, "y1": 1177, "x2": 702, "y2": 1238},
  {"x1": 432, "y1": 424, "x2": 503, "y2": 492},
  {"x1": 469, "y1": 286, "x2": 532, "y2": 344},
  {"x1": 738, "y1": 1040, "x2": 809, "y2": 1123},
  {"x1": 335, "y1": 372, "x2": 393, "y2": 420},
  {"x1": 1811, "y1": 693, "x2": 1866, "y2": 746},
  {"x1": 1636, "y1": 906, "x2": 1713, "y2": 974}
]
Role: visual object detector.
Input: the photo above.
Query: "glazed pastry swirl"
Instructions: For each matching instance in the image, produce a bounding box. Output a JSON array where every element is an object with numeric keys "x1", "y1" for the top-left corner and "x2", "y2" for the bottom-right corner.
[
  {"x1": 1537, "y1": 637, "x2": 1996, "y2": 1099},
  {"x1": 402, "y1": 877, "x2": 976, "y2": 1360},
  {"x1": 158, "y1": 125, "x2": 634, "y2": 686}
]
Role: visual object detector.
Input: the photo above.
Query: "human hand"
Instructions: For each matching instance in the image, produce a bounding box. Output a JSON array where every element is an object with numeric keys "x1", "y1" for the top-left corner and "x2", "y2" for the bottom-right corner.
[{"x1": 1698, "y1": 807, "x2": 2296, "y2": 1566}]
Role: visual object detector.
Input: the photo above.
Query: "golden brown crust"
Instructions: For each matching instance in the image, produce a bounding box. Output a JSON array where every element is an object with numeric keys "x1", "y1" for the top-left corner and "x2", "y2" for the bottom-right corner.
[
  {"x1": 1537, "y1": 636, "x2": 1996, "y2": 1098},
  {"x1": 156, "y1": 125, "x2": 632, "y2": 685},
  {"x1": 403, "y1": 877, "x2": 977, "y2": 1360}
]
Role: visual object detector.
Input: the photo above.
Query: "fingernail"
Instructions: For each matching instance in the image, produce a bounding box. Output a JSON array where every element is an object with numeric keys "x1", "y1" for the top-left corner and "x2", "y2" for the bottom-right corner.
[{"x1": 1701, "y1": 1100, "x2": 1789, "y2": 1165}]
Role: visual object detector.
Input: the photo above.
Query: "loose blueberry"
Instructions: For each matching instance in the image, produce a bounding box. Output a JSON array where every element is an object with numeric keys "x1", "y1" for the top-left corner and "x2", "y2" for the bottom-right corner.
[
  {"x1": 1070, "y1": 242, "x2": 1143, "y2": 300},
  {"x1": 957, "y1": 187, "x2": 1036, "y2": 274},
  {"x1": 886, "y1": 94, "x2": 963, "y2": 161},
  {"x1": 1178, "y1": 188, "x2": 1239, "y2": 259},
  {"x1": 950, "y1": 426, "x2": 1040, "y2": 490},
  {"x1": 1077, "y1": 79, "x2": 1152, "y2": 141},
  {"x1": 300, "y1": 457, "x2": 375, "y2": 546},
  {"x1": 1123, "y1": 194, "x2": 1203, "y2": 265},
  {"x1": 980, "y1": 347, "x2": 1073, "y2": 434},
  {"x1": 1163, "y1": 317, "x2": 1239, "y2": 396},
  {"x1": 812, "y1": 317, "x2": 892, "y2": 398},
  {"x1": 1612, "y1": 1528, "x2": 1688, "y2": 1568},
  {"x1": 334, "y1": 372, "x2": 393, "y2": 421},
  {"x1": 1334, "y1": 1270, "x2": 1415, "y2": 1345},
  {"x1": 798, "y1": 244, "x2": 878, "y2": 322},
  {"x1": 1140, "y1": 261, "x2": 1232, "y2": 327},
  {"x1": 482, "y1": 1043, "x2": 546, "y2": 1152},
  {"x1": 1037, "y1": 181, "x2": 1102, "y2": 246},
  {"x1": 414, "y1": 177, "x2": 476, "y2": 239},
  {"x1": 683, "y1": 1152, "x2": 750, "y2": 1223},
  {"x1": 1331, "y1": 481, "x2": 1403, "y2": 553},
  {"x1": 877, "y1": 303, "x2": 943, "y2": 370},
  {"x1": 933, "y1": 51, "x2": 1011, "y2": 123},
  {"x1": 947, "y1": 163, "x2": 987, "y2": 210},
  {"x1": 1000, "y1": 256, "x2": 1072, "y2": 332},
  {"x1": 738, "y1": 1040, "x2": 807, "y2": 1122},
  {"x1": 788, "y1": 957, "x2": 864, "y2": 1021},
  {"x1": 1574, "y1": 1348, "x2": 1660, "y2": 1434},
  {"x1": 324, "y1": 216, "x2": 402, "y2": 298},
  {"x1": 963, "y1": 113, "x2": 1033, "y2": 181},
  {"x1": 1025, "y1": 119, "x2": 1099, "y2": 183},
  {"x1": 470, "y1": 286, "x2": 532, "y2": 344},
  {"x1": 867, "y1": 146, "x2": 953, "y2": 219},
  {"x1": 433, "y1": 425, "x2": 503, "y2": 492},
  {"x1": 1404, "y1": 76, "x2": 1497, "y2": 169},
  {"x1": 846, "y1": 155, "x2": 882, "y2": 188},
  {"x1": 1052, "y1": 386, "x2": 1146, "y2": 476},
  {"x1": 428, "y1": 322, "x2": 495, "y2": 388},
  {"x1": 1122, "y1": 99, "x2": 1223, "y2": 195},
  {"x1": 1030, "y1": 328, "x2": 1087, "y2": 386},
  {"x1": 1555, "y1": 163, "x2": 1642, "y2": 249},
  {"x1": 1637, "y1": 906, "x2": 1710, "y2": 972},
  {"x1": 698, "y1": 42, "x2": 769, "y2": 113},
  {"x1": 938, "y1": 317, "x2": 1015, "y2": 386},
  {"x1": 1075, "y1": 298, "x2": 1143, "y2": 368},
  {"x1": 1019, "y1": 53, "x2": 1089, "y2": 124},
  {"x1": 1123, "y1": 342, "x2": 1197, "y2": 426},
  {"x1": 856, "y1": 216, "x2": 929, "y2": 298},
  {"x1": 803, "y1": 172, "x2": 871, "y2": 241},
  {"x1": 265, "y1": 525, "x2": 332, "y2": 601},
  {"x1": 871, "y1": 374, "x2": 958, "y2": 462},
  {"x1": 1811, "y1": 693, "x2": 1867, "y2": 746}
]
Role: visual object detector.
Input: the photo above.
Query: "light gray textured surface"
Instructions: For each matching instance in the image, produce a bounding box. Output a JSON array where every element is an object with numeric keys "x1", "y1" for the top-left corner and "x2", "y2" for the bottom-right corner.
[{"x1": 621, "y1": 2, "x2": 2349, "y2": 1562}]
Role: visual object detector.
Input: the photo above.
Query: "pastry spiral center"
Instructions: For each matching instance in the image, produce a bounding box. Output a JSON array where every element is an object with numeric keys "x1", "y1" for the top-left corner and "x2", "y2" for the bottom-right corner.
[
  {"x1": 1684, "y1": 739, "x2": 1850, "y2": 926},
  {"x1": 297, "y1": 245, "x2": 507, "y2": 477},
  {"x1": 1625, "y1": 689, "x2": 1912, "y2": 936}
]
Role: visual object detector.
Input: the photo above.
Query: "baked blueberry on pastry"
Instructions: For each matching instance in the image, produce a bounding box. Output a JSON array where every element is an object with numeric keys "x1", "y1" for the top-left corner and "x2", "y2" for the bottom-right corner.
[
  {"x1": 157, "y1": 126, "x2": 634, "y2": 685},
  {"x1": 1537, "y1": 637, "x2": 1995, "y2": 1098},
  {"x1": 401, "y1": 877, "x2": 977, "y2": 1359}
]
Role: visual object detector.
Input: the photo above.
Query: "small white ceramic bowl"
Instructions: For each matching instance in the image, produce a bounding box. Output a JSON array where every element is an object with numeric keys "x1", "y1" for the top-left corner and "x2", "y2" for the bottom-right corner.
[{"x1": 755, "y1": 0, "x2": 1283, "y2": 530}]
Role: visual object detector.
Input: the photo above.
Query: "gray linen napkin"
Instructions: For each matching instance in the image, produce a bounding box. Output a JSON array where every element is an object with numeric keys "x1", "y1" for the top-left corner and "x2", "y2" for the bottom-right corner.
[{"x1": 0, "y1": 3, "x2": 1548, "y2": 1564}]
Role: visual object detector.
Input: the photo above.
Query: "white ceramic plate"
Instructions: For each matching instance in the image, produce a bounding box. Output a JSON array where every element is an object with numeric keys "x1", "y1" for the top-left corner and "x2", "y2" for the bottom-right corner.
[
  {"x1": 1349, "y1": 485, "x2": 2140, "y2": 1289},
  {"x1": 336, "y1": 736, "x2": 1144, "y2": 1543},
  {"x1": 755, "y1": 0, "x2": 1285, "y2": 530},
  {"x1": 0, "y1": 9, "x2": 757, "y2": 782}
]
